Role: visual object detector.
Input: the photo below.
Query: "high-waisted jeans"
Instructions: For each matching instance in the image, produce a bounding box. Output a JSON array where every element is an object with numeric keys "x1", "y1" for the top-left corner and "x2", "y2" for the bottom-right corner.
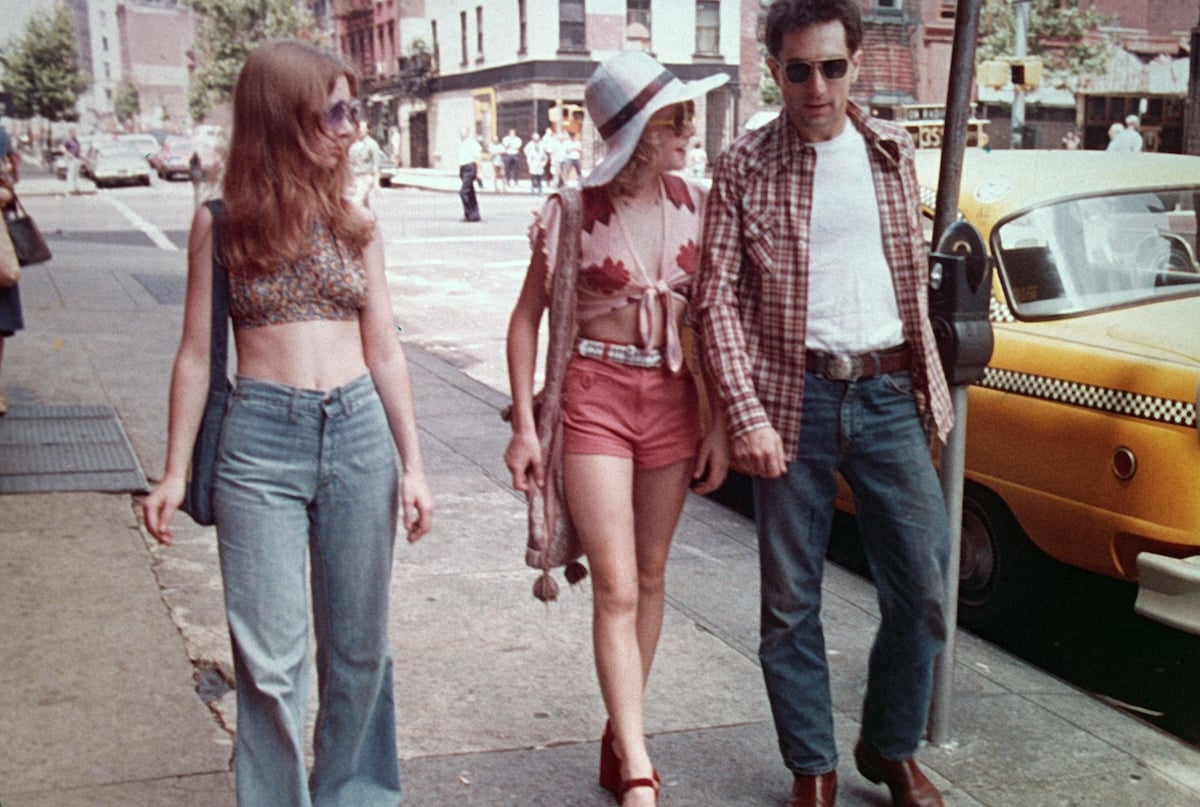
[
  {"x1": 752, "y1": 370, "x2": 949, "y2": 775},
  {"x1": 214, "y1": 374, "x2": 402, "y2": 807}
]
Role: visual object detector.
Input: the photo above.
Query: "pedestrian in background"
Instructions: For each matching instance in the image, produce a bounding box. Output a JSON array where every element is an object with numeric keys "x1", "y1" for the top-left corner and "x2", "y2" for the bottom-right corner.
[
  {"x1": 1120, "y1": 114, "x2": 1144, "y2": 151},
  {"x1": 457, "y1": 127, "x2": 482, "y2": 221},
  {"x1": 1106, "y1": 120, "x2": 1142, "y2": 153},
  {"x1": 543, "y1": 126, "x2": 564, "y2": 188},
  {"x1": 142, "y1": 39, "x2": 433, "y2": 807},
  {"x1": 696, "y1": 2, "x2": 952, "y2": 805},
  {"x1": 489, "y1": 136, "x2": 507, "y2": 192},
  {"x1": 505, "y1": 50, "x2": 729, "y2": 807},
  {"x1": 561, "y1": 130, "x2": 583, "y2": 186},
  {"x1": 387, "y1": 124, "x2": 402, "y2": 166},
  {"x1": 0, "y1": 110, "x2": 21, "y2": 416},
  {"x1": 348, "y1": 119, "x2": 383, "y2": 208},
  {"x1": 62, "y1": 127, "x2": 82, "y2": 194},
  {"x1": 523, "y1": 132, "x2": 545, "y2": 195},
  {"x1": 502, "y1": 128, "x2": 523, "y2": 190}
]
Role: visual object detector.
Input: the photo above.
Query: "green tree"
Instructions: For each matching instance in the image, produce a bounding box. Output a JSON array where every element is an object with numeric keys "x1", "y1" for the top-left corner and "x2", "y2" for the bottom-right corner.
[
  {"x1": 978, "y1": 0, "x2": 1112, "y2": 88},
  {"x1": 187, "y1": 0, "x2": 315, "y2": 121},
  {"x1": 0, "y1": 6, "x2": 90, "y2": 121},
  {"x1": 114, "y1": 81, "x2": 140, "y2": 124}
]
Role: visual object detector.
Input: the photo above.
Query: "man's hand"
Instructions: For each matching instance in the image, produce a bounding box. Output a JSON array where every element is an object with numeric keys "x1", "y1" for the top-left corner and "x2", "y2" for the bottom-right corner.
[{"x1": 731, "y1": 426, "x2": 787, "y2": 479}]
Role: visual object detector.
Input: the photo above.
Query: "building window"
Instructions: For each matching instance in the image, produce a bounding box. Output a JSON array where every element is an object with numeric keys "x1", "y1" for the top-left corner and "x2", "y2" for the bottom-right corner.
[
  {"x1": 695, "y1": 1, "x2": 719, "y2": 55},
  {"x1": 476, "y1": 6, "x2": 484, "y2": 61},
  {"x1": 559, "y1": 0, "x2": 586, "y2": 52},
  {"x1": 627, "y1": 0, "x2": 650, "y2": 32},
  {"x1": 626, "y1": 0, "x2": 650, "y2": 49},
  {"x1": 460, "y1": 11, "x2": 468, "y2": 65},
  {"x1": 436, "y1": 18, "x2": 446, "y2": 69},
  {"x1": 877, "y1": 0, "x2": 903, "y2": 10},
  {"x1": 518, "y1": 0, "x2": 527, "y2": 55},
  {"x1": 388, "y1": 20, "x2": 396, "y2": 71}
]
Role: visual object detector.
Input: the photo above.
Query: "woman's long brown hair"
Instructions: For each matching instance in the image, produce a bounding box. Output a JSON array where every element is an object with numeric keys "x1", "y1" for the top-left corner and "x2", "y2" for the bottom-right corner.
[{"x1": 221, "y1": 40, "x2": 373, "y2": 274}]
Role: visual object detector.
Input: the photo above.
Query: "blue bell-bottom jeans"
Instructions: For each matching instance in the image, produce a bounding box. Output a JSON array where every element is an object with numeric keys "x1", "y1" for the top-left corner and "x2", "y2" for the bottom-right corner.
[
  {"x1": 752, "y1": 370, "x2": 949, "y2": 776},
  {"x1": 214, "y1": 374, "x2": 402, "y2": 807}
]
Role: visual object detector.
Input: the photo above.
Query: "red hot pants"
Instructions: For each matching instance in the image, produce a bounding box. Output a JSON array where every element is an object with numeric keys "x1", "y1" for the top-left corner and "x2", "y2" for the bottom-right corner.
[{"x1": 561, "y1": 355, "x2": 701, "y2": 471}]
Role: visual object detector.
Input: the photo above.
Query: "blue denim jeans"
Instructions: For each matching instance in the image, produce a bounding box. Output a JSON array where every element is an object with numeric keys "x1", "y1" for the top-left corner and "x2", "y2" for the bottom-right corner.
[
  {"x1": 752, "y1": 370, "x2": 949, "y2": 775},
  {"x1": 214, "y1": 374, "x2": 402, "y2": 807}
]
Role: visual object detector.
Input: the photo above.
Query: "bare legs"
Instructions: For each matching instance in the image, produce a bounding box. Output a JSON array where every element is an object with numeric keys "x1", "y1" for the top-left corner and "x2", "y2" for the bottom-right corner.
[{"x1": 563, "y1": 454, "x2": 692, "y2": 806}]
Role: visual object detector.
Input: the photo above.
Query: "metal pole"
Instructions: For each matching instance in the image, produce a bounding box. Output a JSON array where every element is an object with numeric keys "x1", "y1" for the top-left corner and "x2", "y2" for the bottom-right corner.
[
  {"x1": 927, "y1": 0, "x2": 984, "y2": 747},
  {"x1": 1185, "y1": 9, "x2": 1200, "y2": 156},
  {"x1": 1010, "y1": 0, "x2": 1029, "y2": 149}
]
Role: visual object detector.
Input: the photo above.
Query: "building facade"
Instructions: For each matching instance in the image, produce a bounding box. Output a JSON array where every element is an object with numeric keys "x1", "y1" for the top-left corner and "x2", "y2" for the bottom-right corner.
[
  {"x1": 117, "y1": 0, "x2": 196, "y2": 130},
  {"x1": 337, "y1": 0, "x2": 740, "y2": 172}
]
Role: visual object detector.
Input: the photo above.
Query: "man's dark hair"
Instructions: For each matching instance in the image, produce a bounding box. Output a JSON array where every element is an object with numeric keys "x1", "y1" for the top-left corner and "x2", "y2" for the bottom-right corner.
[{"x1": 764, "y1": 0, "x2": 864, "y2": 59}]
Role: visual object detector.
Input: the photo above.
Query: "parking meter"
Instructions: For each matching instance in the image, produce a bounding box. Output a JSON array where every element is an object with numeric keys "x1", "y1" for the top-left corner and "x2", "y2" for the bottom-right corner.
[
  {"x1": 929, "y1": 220, "x2": 994, "y2": 385},
  {"x1": 927, "y1": 219, "x2": 993, "y2": 745}
]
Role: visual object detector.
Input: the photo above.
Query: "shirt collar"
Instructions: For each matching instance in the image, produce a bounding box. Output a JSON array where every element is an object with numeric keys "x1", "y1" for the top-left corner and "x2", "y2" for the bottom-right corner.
[{"x1": 773, "y1": 102, "x2": 906, "y2": 162}]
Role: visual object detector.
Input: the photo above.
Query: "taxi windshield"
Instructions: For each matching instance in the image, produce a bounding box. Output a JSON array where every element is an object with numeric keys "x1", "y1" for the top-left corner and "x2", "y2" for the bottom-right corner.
[{"x1": 993, "y1": 189, "x2": 1200, "y2": 319}]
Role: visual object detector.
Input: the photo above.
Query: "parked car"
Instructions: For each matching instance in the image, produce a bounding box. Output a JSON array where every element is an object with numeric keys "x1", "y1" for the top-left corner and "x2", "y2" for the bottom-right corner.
[
  {"x1": 887, "y1": 149, "x2": 1200, "y2": 634},
  {"x1": 84, "y1": 141, "x2": 152, "y2": 188},
  {"x1": 117, "y1": 133, "x2": 161, "y2": 164},
  {"x1": 150, "y1": 136, "x2": 215, "y2": 181}
]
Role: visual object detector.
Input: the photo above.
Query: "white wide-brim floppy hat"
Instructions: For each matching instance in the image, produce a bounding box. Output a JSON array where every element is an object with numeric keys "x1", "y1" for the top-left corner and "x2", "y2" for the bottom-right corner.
[{"x1": 583, "y1": 50, "x2": 729, "y2": 188}]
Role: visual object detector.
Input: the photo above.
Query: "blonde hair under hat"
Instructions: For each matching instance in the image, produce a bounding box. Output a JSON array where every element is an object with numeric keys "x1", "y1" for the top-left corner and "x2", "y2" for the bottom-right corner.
[{"x1": 583, "y1": 51, "x2": 729, "y2": 188}]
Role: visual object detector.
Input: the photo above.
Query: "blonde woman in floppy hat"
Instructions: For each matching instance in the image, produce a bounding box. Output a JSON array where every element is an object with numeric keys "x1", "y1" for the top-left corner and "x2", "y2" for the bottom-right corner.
[{"x1": 505, "y1": 51, "x2": 730, "y2": 806}]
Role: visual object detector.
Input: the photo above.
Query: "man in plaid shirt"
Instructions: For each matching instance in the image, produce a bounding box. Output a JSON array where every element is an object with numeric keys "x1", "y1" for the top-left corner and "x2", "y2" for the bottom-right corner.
[{"x1": 695, "y1": 2, "x2": 952, "y2": 806}]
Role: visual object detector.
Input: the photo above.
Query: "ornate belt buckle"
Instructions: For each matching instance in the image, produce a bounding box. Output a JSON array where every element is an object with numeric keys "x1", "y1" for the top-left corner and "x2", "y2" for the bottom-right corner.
[{"x1": 827, "y1": 353, "x2": 863, "y2": 381}]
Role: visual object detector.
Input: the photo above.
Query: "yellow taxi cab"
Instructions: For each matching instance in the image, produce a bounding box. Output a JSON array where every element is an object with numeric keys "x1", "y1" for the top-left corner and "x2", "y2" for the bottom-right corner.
[{"x1": 911, "y1": 149, "x2": 1200, "y2": 633}]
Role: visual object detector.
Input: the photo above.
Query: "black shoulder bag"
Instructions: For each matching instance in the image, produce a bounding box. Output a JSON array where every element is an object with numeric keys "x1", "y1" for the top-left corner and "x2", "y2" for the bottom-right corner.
[{"x1": 181, "y1": 199, "x2": 230, "y2": 526}]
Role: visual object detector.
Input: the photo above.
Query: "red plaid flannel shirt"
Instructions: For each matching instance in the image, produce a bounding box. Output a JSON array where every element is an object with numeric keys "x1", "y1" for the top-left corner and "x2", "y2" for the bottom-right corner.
[{"x1": 694, "y1": 104, "x2": 954, "y2": 457}]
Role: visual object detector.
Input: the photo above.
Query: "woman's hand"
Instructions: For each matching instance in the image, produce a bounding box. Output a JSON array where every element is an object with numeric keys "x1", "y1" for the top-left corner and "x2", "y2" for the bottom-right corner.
[
  {"x1": 142, "y1": 475, "x2": 186, "y2": 546},
  {"x1": 401, "y1": 469, "x2": 433, "y2": 543},
  {"x1": 691, "y1": 421, "x2": 731, "y2": 495},
  {"x1": 504, "y1": 429, "x2": 544, "y2": 493}
]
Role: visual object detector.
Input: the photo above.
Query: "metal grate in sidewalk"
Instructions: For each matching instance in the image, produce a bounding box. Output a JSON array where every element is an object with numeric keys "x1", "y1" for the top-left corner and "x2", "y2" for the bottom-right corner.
[{"x1": 0, "y1": 405, "x2": 149, "y2": 494}]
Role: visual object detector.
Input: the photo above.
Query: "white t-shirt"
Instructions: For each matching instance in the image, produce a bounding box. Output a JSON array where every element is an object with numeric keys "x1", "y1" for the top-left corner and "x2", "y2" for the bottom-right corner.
[
  {"x1": 457, "y1": 136, "x2": 482, "y2": 167},
  {"x1": 805, "y1": 125, "x2": 904, "y2": 354}
]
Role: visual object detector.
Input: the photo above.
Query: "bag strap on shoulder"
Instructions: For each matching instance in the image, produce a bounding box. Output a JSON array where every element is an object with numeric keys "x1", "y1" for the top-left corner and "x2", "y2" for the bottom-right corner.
[{"x1": 203, "y1": 199, "x2": 230, "y2": 390}]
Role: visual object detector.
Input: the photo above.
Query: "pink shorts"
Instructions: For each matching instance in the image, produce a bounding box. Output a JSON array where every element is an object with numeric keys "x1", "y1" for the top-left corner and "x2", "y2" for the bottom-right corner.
[{"x1": 561, "y1": 355, "x2": 701, "y2": 470}]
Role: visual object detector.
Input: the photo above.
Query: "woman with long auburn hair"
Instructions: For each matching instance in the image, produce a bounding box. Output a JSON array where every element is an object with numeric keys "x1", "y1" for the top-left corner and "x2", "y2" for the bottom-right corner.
[{"x1": 143, "y1": 40, "x2": 432, "y2": 806}]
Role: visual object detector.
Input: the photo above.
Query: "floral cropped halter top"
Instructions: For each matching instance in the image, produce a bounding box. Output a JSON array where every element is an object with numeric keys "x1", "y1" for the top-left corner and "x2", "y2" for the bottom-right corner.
[
  {"x1": 534, "y1": 173, "x2": 705, "y2": 372},
  {"x1": 229, "y1": 219, "x2": 367, "y2": 328}
]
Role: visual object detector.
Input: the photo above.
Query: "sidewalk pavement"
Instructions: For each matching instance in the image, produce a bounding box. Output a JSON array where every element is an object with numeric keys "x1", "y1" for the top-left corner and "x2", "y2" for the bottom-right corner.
[{"x1": 2, "y1": 179, "x2": 1200, "y2": 806}]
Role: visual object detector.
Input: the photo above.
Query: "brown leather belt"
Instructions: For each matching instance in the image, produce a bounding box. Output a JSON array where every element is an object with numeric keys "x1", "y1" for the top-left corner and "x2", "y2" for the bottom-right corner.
[{"x1": 805, "y1": 344, "x2": 912, "y2": 382}]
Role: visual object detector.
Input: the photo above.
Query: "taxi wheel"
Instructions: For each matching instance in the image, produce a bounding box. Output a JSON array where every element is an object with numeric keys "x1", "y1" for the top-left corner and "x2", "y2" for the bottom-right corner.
[{"x1": 957, "y1": 487, "x2": 1050, "y2": 633}]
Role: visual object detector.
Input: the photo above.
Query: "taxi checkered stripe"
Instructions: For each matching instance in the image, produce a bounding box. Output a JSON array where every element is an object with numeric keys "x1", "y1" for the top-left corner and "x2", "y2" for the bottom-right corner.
[{"x1": 978, "y1": 367, "x2": 1197, "y2": 427}]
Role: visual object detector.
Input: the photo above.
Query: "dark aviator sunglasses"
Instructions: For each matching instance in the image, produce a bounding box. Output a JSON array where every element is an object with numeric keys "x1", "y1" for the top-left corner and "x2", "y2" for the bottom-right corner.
[
  {"x1": 781, "y1": 58, "x2": 850, "y2": 84},
  {"x1": 323, "y1": 98, "x2": 361, "y2": 129}
]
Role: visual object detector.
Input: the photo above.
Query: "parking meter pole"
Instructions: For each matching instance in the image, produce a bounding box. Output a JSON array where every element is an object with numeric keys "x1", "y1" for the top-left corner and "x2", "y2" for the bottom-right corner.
[
  {"x1": 929, "y1": 385, "x2": 968, "y2": 745},
  {"x1": 925, "y1": 0, "x2": 985, "y2": 748},
  {"x1": 932, "y1": 0, "x2": 984, "y2": 248}
]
